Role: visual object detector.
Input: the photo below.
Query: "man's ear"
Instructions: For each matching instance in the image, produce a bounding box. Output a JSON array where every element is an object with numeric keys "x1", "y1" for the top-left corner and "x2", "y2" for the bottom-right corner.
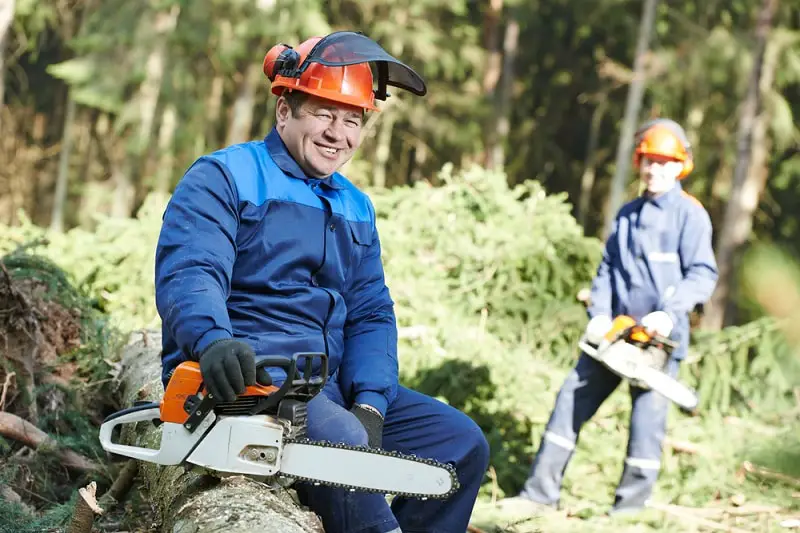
[{"x1": 275, "y1": 96, "x2": 291, "y2": 126}]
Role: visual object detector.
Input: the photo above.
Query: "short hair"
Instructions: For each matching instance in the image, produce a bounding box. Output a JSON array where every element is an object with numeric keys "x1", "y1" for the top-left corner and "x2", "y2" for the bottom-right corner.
[{"x1": 281, "y1": 90, "x2": 309, "y2": 116}]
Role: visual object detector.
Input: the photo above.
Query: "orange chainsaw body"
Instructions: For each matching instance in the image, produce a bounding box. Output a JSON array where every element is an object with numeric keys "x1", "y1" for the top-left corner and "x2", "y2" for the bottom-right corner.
[
  {"x1": 160, "y1": 361, "x2": 279, "y2": 424},
  {"x1": 604, "y1": 315, "x2": 652, "y2": 344}
]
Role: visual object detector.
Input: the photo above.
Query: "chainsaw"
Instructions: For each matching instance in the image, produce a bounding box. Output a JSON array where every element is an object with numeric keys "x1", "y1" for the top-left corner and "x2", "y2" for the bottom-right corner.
[
  {"x1": 99, "y1": 352, "x2": 459, "y2": 499},
  {"x1": 577, "y1": 315, "x2": 699, "y2": 411}
]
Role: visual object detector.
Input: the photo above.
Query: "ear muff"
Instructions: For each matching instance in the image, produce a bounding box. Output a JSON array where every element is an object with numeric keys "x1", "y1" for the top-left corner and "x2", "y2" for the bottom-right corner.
[{"x1": 263, "y1": 44, "x2": 300, "y2": 81}]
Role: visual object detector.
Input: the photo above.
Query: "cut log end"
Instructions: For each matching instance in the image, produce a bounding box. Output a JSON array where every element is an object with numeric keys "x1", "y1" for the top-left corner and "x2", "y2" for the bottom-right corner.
[{"x1": 67, "y1": 481, "x2": 104, "y2": 533}]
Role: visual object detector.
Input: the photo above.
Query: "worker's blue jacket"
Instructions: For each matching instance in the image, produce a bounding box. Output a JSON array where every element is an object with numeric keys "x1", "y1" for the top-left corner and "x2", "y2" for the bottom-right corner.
[
  {"x1": 155, "y1": 128, "x2": 398, "y2": 416},
  {"x1": 587, "y1": 183, "x2": 719, "y2": 359}
]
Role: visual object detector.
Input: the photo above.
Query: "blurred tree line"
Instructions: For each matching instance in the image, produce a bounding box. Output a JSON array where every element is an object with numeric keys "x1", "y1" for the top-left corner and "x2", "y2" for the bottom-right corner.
[{"x1": 1, "y1": 0, "x2": 799, "y2": 329}]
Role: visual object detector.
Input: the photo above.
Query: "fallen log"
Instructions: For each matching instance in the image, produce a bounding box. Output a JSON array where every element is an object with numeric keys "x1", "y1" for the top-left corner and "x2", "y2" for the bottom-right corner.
[
  {"x1": 110, "y1": 329, "x2": 324, "y2": 533},
  {"x1": 0, "y1": 411, "x2": 100, "y2": 472}
]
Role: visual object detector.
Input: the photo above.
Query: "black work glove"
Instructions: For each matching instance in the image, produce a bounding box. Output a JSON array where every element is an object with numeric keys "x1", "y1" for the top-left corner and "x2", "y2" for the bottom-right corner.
[
  {"x1": 198, "y1": 339, "x2": 268, "y2": 402},
  {"x1": 350, "y1": 404, "x2": 384, "y2": 448}
]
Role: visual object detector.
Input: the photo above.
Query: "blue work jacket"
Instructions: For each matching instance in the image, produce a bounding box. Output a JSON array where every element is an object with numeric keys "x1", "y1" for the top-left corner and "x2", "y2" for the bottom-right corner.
[
  {"x1": 155, "y1": 128, "x2": 398, "y2": 415},
  {"x1": 587, "y1": 183, "x2": 719, "y2": 359}
]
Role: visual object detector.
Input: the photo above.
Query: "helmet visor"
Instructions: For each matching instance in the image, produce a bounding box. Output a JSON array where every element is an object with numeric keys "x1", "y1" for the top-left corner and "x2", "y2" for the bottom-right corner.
[{"x1": 301, "y1": 31, "x2": 427, "y2": 97}]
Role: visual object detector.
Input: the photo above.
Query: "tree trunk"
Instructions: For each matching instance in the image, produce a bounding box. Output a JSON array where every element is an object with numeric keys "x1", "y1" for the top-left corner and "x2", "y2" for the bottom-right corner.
[
  {"x1": 703, "y1": 0, "x2": 779, "y2": 330},
  {"x1": 602, "y1": 0, "x2": 660, "y2": 239},
  {"x1": 481, "y1": 0, "x2": 503, "y2": 95},
  {"x1": 0, "y1": 0, "x2": 15, "y2": 113},
  {"x1": 153, "y1": 104, "x2": 178, "y2": 195},
  {"x1": 481, "y1": 0, "x2": 503, "y2": 167},
  {"x1": 50, "y1": 92, "x2": 77, "y2": 232},
  {"x1": 486, "y1": 15, "x2": 520, "y2": 171},
  {"x1": 577, "y1": 95, "x2": 609, "y2": 230},
  {"x1": 113, "y1": 5, "x2": 181, "y2": 218},
  {"x1": 112, "y1": 330, "x2": 324, "y2": 533},
  {"x1": 225, "y1": 62, "x2": 262, "y2": 146},
  {"x1": 205, "y1": 74, "x2": 225, "y2": 150},
  {"x1": 372, "y1": 108, "x2": 397, "y2": 189}
]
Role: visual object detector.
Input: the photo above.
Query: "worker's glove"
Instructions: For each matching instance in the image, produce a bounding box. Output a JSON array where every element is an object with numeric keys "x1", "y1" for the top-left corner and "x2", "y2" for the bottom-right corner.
[
  {"x1": 585, "y1": 315, "x2": 613, "y2": 345},
  {"x1": 641, "y1": 311, "x2": 674, "y2": 338},
  {"x1": 350, "y1": 404, "x2": 384, "y2": 448},
  {"x1": 198, "y1": 339, "x2": 257, "y2": 403}
]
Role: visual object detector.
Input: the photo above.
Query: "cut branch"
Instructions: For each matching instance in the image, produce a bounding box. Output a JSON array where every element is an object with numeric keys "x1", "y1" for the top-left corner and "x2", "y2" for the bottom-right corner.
[
  {"x1": 0, "y1": 411, "x2": 100, "y2": 472},
  {"x1": 98, "y1": 459, "x2": 139, "y2": 510}
]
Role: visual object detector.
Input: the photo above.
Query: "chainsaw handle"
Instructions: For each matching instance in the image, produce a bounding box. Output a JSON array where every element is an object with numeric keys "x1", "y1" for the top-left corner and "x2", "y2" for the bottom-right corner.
[
  {"x1": 99, "y1": 405, "x2": 212, "y2": 465},
  {"x1": 249, "y1": 352, "x2": 328, "y2": 415}
]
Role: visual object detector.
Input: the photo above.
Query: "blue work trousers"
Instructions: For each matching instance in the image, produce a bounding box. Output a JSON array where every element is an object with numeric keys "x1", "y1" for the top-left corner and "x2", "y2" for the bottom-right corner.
[
  {"x1": 519, "y1": 353, "x2": 677, "y2": 512},
  {"x1": 295, "y1": 375, "x2": 491, "y2": 533}
]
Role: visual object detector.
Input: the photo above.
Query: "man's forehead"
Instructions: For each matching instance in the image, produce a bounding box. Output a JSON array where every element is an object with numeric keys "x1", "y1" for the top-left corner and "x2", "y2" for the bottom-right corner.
[{"x1": 305, "y1": 96, "x2": 364, "y2": 117}]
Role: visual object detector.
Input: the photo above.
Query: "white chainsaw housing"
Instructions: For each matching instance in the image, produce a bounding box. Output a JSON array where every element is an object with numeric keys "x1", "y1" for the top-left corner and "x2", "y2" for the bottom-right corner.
[
  {"x1": 99, "y1": 407, "x2": 286, "y2": 475},
  {"x1": 98, "y1": 406, "x2": 458, "y2": 498},
  {"x1": 579, "y1": 336, "x2": 699, "y2": 411}
]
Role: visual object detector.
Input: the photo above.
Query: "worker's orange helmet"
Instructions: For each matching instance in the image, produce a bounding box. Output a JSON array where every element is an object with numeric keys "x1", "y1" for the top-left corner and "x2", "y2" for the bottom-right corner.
[
  {"x1": 633, "y1": 118, "x2": 694, "y2": 179},
  {"x1": 263, "y1": 31, "x2": 426, "y2": 113}
]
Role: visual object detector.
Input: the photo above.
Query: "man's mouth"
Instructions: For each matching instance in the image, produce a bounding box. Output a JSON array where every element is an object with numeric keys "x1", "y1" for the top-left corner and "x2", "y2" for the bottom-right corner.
[{"x1": 316, "y1": 143, "x2": 341, "y2": 158}]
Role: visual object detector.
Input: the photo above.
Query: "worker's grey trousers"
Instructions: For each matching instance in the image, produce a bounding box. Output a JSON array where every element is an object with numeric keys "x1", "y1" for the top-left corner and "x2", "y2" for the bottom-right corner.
[{"x1": 519, "y1": 353, "x2": 678, "y2": 512}]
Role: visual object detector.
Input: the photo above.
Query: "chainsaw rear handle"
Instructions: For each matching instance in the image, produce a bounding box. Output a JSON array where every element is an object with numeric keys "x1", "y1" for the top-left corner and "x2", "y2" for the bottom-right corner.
[{"x1": 248, "y1": 352, "x2": 328, "y2": 415}]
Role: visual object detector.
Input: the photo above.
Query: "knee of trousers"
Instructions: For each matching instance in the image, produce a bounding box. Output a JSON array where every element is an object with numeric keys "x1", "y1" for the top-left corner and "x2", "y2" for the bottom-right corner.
[{"x1": 307, "y1": 410, "x2": 369, "y2": 447}]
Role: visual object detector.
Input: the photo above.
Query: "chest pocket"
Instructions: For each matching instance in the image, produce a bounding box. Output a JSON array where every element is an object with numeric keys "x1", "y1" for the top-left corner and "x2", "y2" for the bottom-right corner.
[{"x1": 347, "y1": 219, "x2": 372, "y2": 273}]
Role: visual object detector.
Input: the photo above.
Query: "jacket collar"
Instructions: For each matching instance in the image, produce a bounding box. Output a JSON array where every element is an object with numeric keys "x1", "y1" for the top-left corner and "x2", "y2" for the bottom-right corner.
[
  {"x1": 264, "y1": 127, "x2": 344, "y2": 190},
  {"x1": 643, "y1": 181, "x2": 682, "y2": 209}
]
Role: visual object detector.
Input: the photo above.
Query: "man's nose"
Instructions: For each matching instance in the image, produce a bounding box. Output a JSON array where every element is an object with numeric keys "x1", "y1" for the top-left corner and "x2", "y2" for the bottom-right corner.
[{"x1": 323, "y1": 120, "x2": 346, "y2": 141}]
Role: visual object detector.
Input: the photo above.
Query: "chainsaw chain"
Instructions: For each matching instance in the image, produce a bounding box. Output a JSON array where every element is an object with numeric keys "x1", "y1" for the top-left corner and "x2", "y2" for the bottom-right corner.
[{"x1": 280, "y1": 437, "x2": 461, "y2": 500}]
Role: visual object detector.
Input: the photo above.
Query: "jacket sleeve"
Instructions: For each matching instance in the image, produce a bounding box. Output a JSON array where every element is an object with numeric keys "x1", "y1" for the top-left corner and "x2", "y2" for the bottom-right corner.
[
  {"x1": 660, "y1": 206, "x2": 719, "y2": 322},
  {"x1": 155, "y1": 159, "x2": 239, "y2": 360},
  {"x1": 587, "y1": 217, "x2": 618, "y2": 319},
  {"x1": 339, "y1": 205, "x2": 398, "y2": 418}
]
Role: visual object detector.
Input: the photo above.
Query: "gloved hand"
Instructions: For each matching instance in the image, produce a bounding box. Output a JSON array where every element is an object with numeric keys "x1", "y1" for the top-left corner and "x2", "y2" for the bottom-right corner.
[
  {"x1": 585, "y1": 315, "x2": 613, "y2": 344},
  {"x1": 198, "y1": 339, "x2": 259, "y2": 403},
  {"x1": 641, "y1": 311, "x2": 674, "y2": 338},
  {"x1": 350, "y1": 404, "x2": 384, "y2": 448}
]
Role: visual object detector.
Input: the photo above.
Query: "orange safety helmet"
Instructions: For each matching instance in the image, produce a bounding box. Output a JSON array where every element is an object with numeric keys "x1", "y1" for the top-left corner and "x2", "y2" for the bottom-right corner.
[
  {"x1": 633, "y1": 118, "x2": 694, "y2": 179},
  {"x1": 262, "y1": 31, "x2": 426, "y2": 113}
]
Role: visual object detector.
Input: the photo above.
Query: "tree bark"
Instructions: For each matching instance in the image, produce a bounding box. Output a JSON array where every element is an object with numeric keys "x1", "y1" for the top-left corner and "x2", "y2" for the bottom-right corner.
[
  {"x1": 67, "y1": 481, "x2": 104, "y2": 533},
  {"x1": 112, "y1": 330, "x2": 324, "y2": 533},
  {"x1": 602, "y1": 0, "x2": 660, "y2": 239},
  {"x1": 703, "y1": 0, "x2": 779, "y2": 330}
]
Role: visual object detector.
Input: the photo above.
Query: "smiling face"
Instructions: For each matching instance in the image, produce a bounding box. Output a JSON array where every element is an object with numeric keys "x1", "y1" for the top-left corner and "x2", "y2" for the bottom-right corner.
[
  {"x1": 639, "y1": 154, "x2": 684, "y2": 195},
  {"x1": 275, "y1": 92, "x2": 365, "y2": 178}
]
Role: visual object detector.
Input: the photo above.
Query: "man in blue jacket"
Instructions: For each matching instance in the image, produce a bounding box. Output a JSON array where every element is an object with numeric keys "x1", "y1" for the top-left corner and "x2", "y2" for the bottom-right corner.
[
  {"x1": 501, "y1": 118, "x2": 718, "y2": 515},
  {"x1": 154, "y1": 32, "x2": 489, "y2": 533}
]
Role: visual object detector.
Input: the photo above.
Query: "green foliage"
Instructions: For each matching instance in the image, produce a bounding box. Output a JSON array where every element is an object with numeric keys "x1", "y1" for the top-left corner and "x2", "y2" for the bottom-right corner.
[
  {"x1": 0, "y1": 195, "x2": 166, "y2": 333},
  {"x1": 0, "y1": 492, "x2": 76, "y2": 533}
]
